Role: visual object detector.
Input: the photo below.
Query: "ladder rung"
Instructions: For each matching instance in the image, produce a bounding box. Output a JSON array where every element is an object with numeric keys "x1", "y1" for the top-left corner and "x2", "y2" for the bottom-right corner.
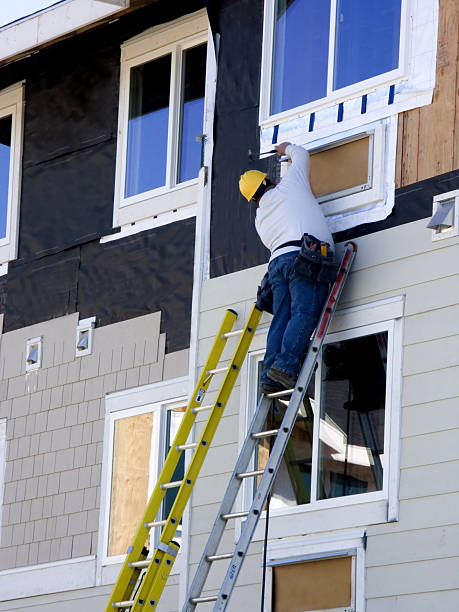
[
  {"x1": 221, "y1": 511, "x2": 249, "y2": 520},
  {"x1": 191, "y1": 403, "x2": 213, "y2": 414},
  {"x1": 144, "y1": 519, "x2": 167, "y2": 528},
  {"x1": 237, "y1": 469, "x2": 264, "y2": 479},
  {"x1": 176, "y1": 442, "x2": 197, "y2": 451},
  {"x1": 206, "y1": 366, "x2": 229, "y2": 375},
  {"x1": 206, "y1": 552, "x2": 234, "y2": 561},
  {"x1": 112, "y1": 601, "x2": 134, "y2": 608},
  {"x1": 160, "y1": 480, "x2": 183, "y2": 489},
  {"x1": 191, "y1": 595, "x2": 218, "y2": 604},
  {"x1": 222, "y1": 329, "x2": 244, "y2": 338},
  {"x1": 251, "y1": 428, "x2": 279, "y2": 439},
  {"x1": 266, "y1": 387, "x2": 294, "y2": 398},
  {"x1": 128, "y1": 559, "x2": 150, "y2": 569}
]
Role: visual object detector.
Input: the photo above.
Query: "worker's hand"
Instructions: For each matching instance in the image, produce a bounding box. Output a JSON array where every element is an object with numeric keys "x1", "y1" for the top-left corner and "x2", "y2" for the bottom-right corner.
[{"x1": 274, "y1": 141, "x2": 290, "y2": 156}]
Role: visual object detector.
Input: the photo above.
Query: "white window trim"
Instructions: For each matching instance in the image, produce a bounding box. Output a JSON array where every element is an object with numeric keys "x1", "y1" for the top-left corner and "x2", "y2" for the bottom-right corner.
[
  {"x1": 113, "y1": 10, "x2": 208, "y2": 230},
  {"x1": 0, "y1": 418, "x2": 6, "y2": 544},
  {"x1": 260, "y1": 0, "x2": 410, "y2": 127},
  {"x1": 238, "y1": 296, "x2": 403, "y2": 543},
  {"x1": 430, "y1": 189, "x2": 459, "y2": 242},
  {"x1": 97, "y1": 376, "x2": 189, "y2": 587},
  {"x1": 0, "y1": 82, "x2": 24, "y2": 266},
  {"x1": 263, "y1": 530, "x2": 366, "y2": 612}
]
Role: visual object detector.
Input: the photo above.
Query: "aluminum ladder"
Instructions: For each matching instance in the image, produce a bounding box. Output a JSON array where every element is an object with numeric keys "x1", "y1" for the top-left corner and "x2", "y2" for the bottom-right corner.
[
  {"x1": 183, "y1": 241, "x2": 357, "y2": 611},
  {"x1": 106, "y1": 304, "x2": 263, "y2": 612}
]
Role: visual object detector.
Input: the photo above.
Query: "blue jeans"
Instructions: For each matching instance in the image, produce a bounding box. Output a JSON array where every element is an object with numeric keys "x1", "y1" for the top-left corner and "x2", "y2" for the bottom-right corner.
[{"x1": 261, "y1": 251, "x2": 328, "y2": 384}]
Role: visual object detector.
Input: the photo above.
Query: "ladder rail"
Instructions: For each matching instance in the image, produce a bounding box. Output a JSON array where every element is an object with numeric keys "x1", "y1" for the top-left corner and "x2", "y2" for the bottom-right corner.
[
  {"x1": 213, "y1": 242, "x2": 357, "y2": 611},
  {"x1": 130, "y1": 304, "x2": 263, "y2": 610},
  {"x1": 184, "y1": 394, "x2": 273, "y2": 611},
  {"x1": 105, "y1": 308, "x2": 239, "y2": 611}
]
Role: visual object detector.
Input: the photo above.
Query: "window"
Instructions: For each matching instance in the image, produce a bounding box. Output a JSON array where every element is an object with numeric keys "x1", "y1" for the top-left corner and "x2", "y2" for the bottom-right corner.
[
  {"x1": 266, "y1": 531, "x2": 366, "y2": 611},
  {"x1": 0, "y1": 83, "x2": 24, "y2": 268},
  {"x1": 242, "y1": 297, "x2": 403, "y2": 538},
  {"x1": 114, "y1": 12, "x2": 208, "y2": 228},
  {"x1": 261, "y1": 0, "x2": 405, "y2": 122},
  {"x1": 102, "y1": 389, "x2": 187, "y2": 564}
]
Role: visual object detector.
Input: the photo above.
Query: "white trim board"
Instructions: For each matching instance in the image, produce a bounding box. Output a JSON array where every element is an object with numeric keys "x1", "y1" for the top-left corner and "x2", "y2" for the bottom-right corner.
[{"x1": 0, "y1": 555, "x2": 96, "y2": 601}]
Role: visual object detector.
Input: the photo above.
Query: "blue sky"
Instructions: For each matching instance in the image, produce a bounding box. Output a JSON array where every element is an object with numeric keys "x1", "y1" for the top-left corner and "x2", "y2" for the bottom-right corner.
[{"x1": 0, "y1": 1, "x2": 63, "y2": 28}]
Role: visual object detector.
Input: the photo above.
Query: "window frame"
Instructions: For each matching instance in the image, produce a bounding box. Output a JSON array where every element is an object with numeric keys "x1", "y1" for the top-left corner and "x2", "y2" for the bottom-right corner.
[
  {"x1": 264, "y1": 530, "x2": 366, "y2": 612},
  {"x1": 259, "y1": 0, "x2": 409, "y2": 127},
  {"x1": 0, "y1": 82, "x2": 24, "y2": 269},
  {"x1": 98, "y1": 377, "x2": 188, "y2": 582},
  {"x1": 240, "y1": 296, "x2": 403, "y2": 541},
  {"x1": 113, "y1": 11, "x2": 208, "y2": 229},
  {"x1": 0, "y1": 418, "x2": 6, "y2": 546}
]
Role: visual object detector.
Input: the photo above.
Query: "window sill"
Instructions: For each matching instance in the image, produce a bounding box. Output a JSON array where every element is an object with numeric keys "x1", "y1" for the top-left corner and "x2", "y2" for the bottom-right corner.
[{"x1": 114, "y1": 179, "x2": 199, "y2": 228}]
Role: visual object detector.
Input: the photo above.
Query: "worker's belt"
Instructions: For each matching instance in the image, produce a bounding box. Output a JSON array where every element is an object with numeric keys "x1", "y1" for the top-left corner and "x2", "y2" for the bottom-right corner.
[{"x1": 273, "y1": 240, "x2": 302, "y2": 252}]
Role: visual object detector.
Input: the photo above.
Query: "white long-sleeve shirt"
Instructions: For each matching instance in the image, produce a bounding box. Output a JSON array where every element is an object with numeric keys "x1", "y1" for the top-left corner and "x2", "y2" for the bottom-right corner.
[{"x1": 255, "y1": 144, "x2": 334, "y2": 262}]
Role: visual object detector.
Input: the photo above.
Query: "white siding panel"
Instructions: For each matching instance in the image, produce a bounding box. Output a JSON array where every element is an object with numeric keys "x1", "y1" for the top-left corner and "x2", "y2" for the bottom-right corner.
[
  {"x1": 405, "y1": 273, "x2": 459, "y2": 316},
  {"x1": 401, "y1": 429, "x2": 459, "y2": 468},
  {"x1": 403, "y1": 334, "x2": 459, "y2": 376},
  {"x1": 399, "y1": 460, "x2": 459, "y2": 499},
  {"x1": 366, "y1": 557, "x2": 459, "y2": 598},
  {"x1": 404, "y1": 304, "x2": 459, "y2": 345},
  {"x1": 200, "y1": 265, "x2": 265, "y2": 311},
  {"x1": 401, "y1": 397, "x2": 459, "y2": 437},
  {"x1": 366, "y1": 525, "x2": 459, "y2": 566},
  {"x1": 367, "y1": 589, "x2": 459, "y2": 612},
  {"x1": 402, "y1": 366, "x2": 459, "y2": 406}
]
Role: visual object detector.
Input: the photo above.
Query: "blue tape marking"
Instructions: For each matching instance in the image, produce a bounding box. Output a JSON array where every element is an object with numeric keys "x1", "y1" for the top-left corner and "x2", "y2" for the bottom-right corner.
[
  {"x1": 361, "y1": 94, "x2": 367, "y2": 114},
  {"x1": 272, "y1": 125, "x2": 279, "y2": 144},
  {"x1": 308, "y1": 113, "x2": 315, "y2": 132},
  {"x1": 337, "y1": 103, "x2": 344, "y2": 122},
  {"x1": 388, "y1": 84, "x2": 395, "y2": 105}
]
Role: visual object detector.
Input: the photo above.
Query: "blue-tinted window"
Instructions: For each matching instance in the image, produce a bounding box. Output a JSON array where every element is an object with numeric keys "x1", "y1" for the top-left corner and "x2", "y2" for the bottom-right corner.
[
  {"x1": 272, "y1": 0, "x2": 330, "y2": 114},
  {"x1": 125, "y1": 54, "x2": 171, "y2": 197},
  {"x1": 0, "y1": 116, "x2": 11, "y2": 239},
  {"x1": 334, "y1": 0, "x2": 402, "y2": 90},
  {"x1": 178, "y1": 44, "x2": 207, "y2": 183}
]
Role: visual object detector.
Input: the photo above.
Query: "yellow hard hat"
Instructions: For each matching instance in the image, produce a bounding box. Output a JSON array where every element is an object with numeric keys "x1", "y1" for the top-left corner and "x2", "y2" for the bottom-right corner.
[{"x1": 239, "y1": 170, "x2": 268, "y2": 202}]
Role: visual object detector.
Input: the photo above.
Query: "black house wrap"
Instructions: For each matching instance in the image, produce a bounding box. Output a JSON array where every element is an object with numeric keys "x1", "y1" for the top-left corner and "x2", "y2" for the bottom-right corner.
[{"x1": 0, "y1": 1, "x2": 204, "y2": 351}]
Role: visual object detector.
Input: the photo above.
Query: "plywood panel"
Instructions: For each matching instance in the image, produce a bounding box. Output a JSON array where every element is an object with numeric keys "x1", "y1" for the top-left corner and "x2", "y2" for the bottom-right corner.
[
  {"x1": 108, "y1": 412, "x2": 153, "y2": 556},
  {"x1": 310, "y1": 136, "x2": 370, "y2": 198},
  {"x1": 273, "y1": 557, "x2": 352, "y2": 612},
  {"x1": 396, "y1": 0, "x2": 459, "y2": 185}
]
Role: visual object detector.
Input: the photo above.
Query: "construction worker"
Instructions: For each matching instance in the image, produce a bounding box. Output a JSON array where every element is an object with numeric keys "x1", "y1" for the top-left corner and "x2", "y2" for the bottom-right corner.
[{"x1": 239, "y1": 141, "x2": 334, "y2": 393}]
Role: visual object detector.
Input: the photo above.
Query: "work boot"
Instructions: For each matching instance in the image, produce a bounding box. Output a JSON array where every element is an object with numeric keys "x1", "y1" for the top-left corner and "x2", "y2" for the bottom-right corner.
[
  {"x1": 267, "y1": 367, "x2": 296, "y2": 390},
  {"x1": 260, "y1": 378, "x2": 283, "y2": 395}
]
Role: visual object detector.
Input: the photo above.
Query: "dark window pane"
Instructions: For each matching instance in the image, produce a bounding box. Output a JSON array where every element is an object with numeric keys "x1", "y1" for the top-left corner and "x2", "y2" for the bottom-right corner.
[
  {"x1": 334, "y1": 0, "x2": 402, "y2": 90},
  {"x1": 125, "y1": 54, "x2": 171, "y2": 197},
  {"x1": 178, "y1": 43, "x2": 206, "y2": 183},
  {"x1": 0, "y1": 115, "x2": 11, "y2": 239},
  {"x1": 271, "y1": 0, "x2": 330, "y2": 114},
  {"x1": 318, "y1": 332, "x2": 387, "y2": 500},
  {"x1": 256, "y1": 362, "x2": 314, "y2": 507},
  {"x1": 162, "y1": 407, "x2": 185, "y2": 538}
]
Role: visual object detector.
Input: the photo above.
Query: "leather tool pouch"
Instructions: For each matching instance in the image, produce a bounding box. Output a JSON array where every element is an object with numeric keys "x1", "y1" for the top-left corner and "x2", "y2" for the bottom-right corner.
[
  {"x1": 293, "y1": 233, "x2": 339, "y2": 285},
  {"x1": 256, "y1": 271, "x2": 273, "y2": 314}
]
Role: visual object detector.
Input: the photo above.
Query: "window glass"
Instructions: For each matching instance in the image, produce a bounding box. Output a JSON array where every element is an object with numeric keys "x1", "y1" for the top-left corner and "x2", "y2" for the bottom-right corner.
[
  {"x1": 178, "y1": 44, "x2": 207, "y2": 183},
  {"x1": 318, "y1": 332, "x2": 387, "y2": 499},
  {"x1": 125, "y1": 54, "x2": 171, "y2": 197},
  {"x1": 271, "y1": 0, "x2": 330, "y2": 114},
  {"x1": 162, "y1": 405, "x2": 186, "y2": 540},
  {"x1": 334, "y1": 0, "x2": 402, "y2": 90},
  {"x1": 0, "y1": 115, "x2": 12, "y2": 239},
  {"x1": 108, "y1": 412, "x2": 154, "y2": 556}
]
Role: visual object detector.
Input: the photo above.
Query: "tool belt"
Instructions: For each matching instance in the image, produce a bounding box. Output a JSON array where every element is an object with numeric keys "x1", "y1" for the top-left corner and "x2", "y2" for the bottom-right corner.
[{"x1": 293, "y1": 233, "x2": 339, "y2": 284}]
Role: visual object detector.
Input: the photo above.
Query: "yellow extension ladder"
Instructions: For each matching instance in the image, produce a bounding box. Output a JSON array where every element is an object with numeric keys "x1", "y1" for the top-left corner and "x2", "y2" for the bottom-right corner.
[{"x1": 105, "y1": 304, "x2": 263, "y2": 612}]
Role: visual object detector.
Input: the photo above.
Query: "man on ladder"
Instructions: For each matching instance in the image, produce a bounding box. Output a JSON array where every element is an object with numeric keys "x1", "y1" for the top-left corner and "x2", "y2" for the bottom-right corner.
[{"x1": 239, "y1": 141, "x2": 334, "y2": 393}]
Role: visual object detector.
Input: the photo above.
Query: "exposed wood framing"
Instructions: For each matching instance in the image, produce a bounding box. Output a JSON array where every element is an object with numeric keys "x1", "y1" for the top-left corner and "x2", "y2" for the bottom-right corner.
[{"x1": 396, "y1": 0, "x2": 459, "y2": 187}]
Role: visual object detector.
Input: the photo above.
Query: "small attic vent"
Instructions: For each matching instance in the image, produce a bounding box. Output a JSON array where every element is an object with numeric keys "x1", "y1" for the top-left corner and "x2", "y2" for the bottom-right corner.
[
  {"x1": 76, "y1": 316, "x2": 96, "y2": 357},
  {"x1": 26, "y1": 337, "x2": 42, "y2": 372},
  {"x1": 428, "y1": 190, "x2": 459, "y2": 241}
]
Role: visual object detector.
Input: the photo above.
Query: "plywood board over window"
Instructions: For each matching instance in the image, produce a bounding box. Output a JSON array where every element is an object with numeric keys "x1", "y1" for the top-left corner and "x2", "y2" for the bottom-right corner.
[
  {"x1": 108, "y1": 412, "x2": 154, "y2": 557},
  {"x1": 273, "y1": 556, "x2": 352, "y2": 612},
  {"x1": 310, "y1": 136, "x2": 371, "y2": 201}
]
